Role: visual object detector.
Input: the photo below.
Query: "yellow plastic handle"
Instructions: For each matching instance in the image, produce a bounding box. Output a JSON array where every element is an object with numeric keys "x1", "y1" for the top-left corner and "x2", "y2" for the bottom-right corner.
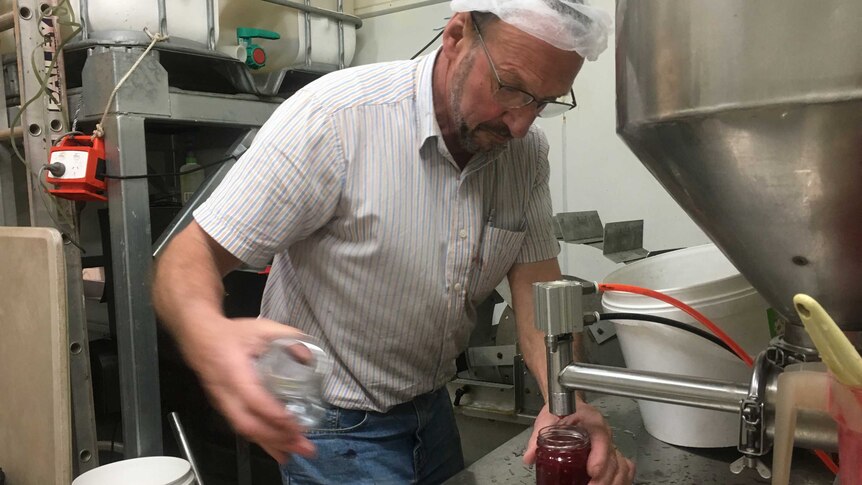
[{"x1": 793, "y1": 294, "x2": 862, "y2": 387}]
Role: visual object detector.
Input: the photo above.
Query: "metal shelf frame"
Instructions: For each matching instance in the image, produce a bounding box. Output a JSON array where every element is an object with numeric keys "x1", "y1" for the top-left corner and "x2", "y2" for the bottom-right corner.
[
  {"x1": 72, "y1": 45, "x2": 283, "y2": 459},
  {"x1": 6, "y1": 0, "x2": 362, "y2": 478},
  {"x1": 10, "y1": 0, "x2": 99, "y2": 477},
  {"x1": 6, "y1": 1, "x2": 292, "y2": 478}
]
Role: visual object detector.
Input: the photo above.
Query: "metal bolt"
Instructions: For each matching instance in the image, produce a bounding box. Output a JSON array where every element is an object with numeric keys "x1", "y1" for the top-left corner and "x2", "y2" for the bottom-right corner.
[{"x1": 79, "y1": 449, "x2": 92, "y2": 462}]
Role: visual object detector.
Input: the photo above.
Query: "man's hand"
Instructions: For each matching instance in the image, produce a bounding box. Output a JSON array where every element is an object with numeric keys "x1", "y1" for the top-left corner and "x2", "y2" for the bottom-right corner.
[
  {"x1": 524, "y1": 403, "x2": 635, "y2": 485},
  {"x1": 177, "y1": 314, "x2": 316, "y2": 463}
]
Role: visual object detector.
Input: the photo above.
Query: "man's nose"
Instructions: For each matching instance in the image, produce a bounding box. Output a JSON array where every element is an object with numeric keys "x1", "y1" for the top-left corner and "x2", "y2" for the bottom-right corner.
[{"x1": 502, "y1": 105, "x2": 539, "y2": 139}]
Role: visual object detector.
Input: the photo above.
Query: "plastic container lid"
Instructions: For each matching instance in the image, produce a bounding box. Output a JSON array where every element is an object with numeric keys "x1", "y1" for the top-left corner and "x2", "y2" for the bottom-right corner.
[{"x1": 602, "y1": 244, "x2": 756, "y2": 311}]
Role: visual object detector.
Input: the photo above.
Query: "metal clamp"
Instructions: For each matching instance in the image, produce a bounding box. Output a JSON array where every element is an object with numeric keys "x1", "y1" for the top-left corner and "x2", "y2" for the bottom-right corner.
[
  {"x1": 733, "y1": 351, "x2": 777, "y2": 479},
  {"x1": 738, "y1": 399, "x2": 766, "y2": 455},
  {"x1": 739, "y1": 351, "x2": 777, "y2": 454}
]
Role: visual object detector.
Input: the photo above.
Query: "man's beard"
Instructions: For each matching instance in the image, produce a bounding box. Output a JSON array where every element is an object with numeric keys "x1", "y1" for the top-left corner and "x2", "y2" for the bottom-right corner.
[{"x1": 449, "y1": 51, "x2": 512, "y2": 154}]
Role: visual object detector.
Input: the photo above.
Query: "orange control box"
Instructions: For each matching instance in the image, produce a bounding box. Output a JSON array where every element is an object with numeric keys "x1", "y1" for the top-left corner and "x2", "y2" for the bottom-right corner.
[{"x1": 46, "y1": 136, "x2": 107, "y2": 202}]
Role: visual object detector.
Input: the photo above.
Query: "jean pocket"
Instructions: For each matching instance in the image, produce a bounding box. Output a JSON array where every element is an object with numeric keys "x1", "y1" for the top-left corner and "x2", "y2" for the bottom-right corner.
[{"x1": 307, "y1": 408, "x2": 369, "y2": 435}]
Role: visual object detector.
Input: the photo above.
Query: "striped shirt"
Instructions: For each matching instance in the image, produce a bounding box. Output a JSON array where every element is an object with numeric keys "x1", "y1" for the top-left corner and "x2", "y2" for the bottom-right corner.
[{"x1": 194, "y1": 49, "x2": 560, "y2": 412}]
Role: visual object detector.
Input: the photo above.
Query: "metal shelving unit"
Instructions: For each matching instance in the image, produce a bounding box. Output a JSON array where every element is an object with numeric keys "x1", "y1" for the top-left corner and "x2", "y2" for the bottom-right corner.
[{"x1": 2, "y1": 0, "x2": 359, "y2": 480}]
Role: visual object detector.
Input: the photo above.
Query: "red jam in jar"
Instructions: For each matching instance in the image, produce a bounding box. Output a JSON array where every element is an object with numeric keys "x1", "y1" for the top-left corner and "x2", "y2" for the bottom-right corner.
[{"x1": 535, "y1": 424, "x2": 591, "y2": 485}]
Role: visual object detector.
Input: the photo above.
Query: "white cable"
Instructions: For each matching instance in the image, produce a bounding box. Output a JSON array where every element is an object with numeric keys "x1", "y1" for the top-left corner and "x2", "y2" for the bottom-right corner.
[
  {"x1": 92, "y1": 28, "x2": 169, "y2": 139},
  {"x1": 37, "y1": 165, "x2": 51, "y2": 193}
]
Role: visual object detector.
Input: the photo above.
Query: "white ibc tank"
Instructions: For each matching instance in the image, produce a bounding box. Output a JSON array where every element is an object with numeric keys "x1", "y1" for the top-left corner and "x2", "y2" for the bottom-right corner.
[
  {"x1": 0, "y1": 0, "x2": 357, "y2": 72},
  {"x1": 80, "y1": 0, "x2": 214, "y2": 46},
  {"x1": 218, "y1": 0, "x2": 356, "y2": 72},
  {"x1": 0, "y1": 0, "x2": 215, "y2": 55}
]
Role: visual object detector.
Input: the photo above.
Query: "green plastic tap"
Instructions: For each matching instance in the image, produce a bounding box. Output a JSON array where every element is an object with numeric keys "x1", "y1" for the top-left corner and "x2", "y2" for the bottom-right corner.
[{"x1": 237, "y1": 27, "x2": 281, "y2": 70}]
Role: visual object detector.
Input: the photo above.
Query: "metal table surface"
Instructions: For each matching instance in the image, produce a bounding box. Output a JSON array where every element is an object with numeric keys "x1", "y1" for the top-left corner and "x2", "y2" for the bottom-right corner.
[{"x1": 445, "y1": 396, "x2": 834, "y2": 484}]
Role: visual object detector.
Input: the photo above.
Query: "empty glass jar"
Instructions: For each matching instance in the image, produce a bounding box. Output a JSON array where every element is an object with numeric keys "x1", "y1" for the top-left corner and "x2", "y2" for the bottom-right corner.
[{"x1": 256, "y1": 336, "x2": 331, "y2": 428}]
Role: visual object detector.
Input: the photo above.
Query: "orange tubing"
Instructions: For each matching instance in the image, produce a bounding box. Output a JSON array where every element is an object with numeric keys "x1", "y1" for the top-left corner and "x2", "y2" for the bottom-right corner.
[
  {"x1": 598, "y1": 283, "x2": 754, "y2": 366},
  {"x1": 814, "y1": 450, "x2": 840, "y2": 475},
  {"x1": 598, "y1": 282, "x2": 840, "y2": 475}
]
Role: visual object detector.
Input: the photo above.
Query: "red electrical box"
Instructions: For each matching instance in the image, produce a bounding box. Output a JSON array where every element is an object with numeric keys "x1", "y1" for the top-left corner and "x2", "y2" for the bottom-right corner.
[{"x1": 46, "y1": 135, "x2": 108, "y2": 202}]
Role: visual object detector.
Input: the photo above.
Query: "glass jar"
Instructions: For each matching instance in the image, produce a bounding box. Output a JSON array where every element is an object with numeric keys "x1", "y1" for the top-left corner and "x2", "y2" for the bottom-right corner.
[
  {"x1": 256, "y1": 337, "x2": 331, "y2": 427},
  {"x1": 535, "y1": 424, "x2": 591, "y2": 485}
]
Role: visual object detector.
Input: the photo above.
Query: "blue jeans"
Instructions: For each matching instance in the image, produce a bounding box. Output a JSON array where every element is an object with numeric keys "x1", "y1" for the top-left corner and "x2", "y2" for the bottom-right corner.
[{"x1": 281, "y1": 387, "x2": 465, "y2": 484}]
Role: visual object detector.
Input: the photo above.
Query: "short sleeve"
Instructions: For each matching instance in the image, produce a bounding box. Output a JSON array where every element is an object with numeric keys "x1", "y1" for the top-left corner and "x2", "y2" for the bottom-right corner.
[
  {"x1": 193, "y1": 90, "x2": 345, "y2": 267},
  {"x1": 515, "y1": 128, "x2": 560, "y2": 264}
]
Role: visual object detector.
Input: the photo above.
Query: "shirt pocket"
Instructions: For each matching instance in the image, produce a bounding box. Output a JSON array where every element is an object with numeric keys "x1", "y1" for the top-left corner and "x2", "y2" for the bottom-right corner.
[{"x1": 467, "y1": 224, "x2": 526, "y2": 304}]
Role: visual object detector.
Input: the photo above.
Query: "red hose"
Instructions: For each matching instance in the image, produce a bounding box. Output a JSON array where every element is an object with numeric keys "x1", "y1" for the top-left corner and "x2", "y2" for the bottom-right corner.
[
  {"x1": 598, "y1": 282, "x2": 840, "y2": 475},
  {"x1": 598, "y1": 283, "x2": 754, "y2": 366},
  {"x1": 814, "y1": 450, "x2": 840, "y2": 475}
]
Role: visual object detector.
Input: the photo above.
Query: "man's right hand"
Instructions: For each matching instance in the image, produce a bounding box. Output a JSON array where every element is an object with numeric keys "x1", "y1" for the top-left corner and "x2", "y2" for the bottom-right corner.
[
  {"x1": 152, "y1": 222, "x2": 316, "y2": 463},
  {"x1": 177, "y1": 313, "x2": 316, "y2": 463}
]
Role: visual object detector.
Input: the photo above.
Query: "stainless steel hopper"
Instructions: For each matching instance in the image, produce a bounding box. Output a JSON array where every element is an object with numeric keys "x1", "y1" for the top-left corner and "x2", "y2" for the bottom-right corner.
[{"x1": 616, "y1": 0, "x2": 862, "y2": 331}]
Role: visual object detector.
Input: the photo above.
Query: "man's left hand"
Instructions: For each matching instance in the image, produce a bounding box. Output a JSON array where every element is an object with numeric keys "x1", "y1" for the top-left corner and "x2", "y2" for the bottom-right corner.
[{"x1": 524, "y1": 403, "x2": 635, "y2": 485}]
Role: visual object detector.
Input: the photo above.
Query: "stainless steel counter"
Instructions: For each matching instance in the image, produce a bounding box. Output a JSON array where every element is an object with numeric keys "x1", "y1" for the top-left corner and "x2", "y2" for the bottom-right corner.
[{"x1": 445, "y1": 396, "x2": 834, "y2": 484}]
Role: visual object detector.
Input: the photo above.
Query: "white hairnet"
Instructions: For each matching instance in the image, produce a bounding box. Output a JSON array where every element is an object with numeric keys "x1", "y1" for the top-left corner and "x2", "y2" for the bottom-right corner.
[{"x1": 450, "y1": 0, "x2": 612, "y2": 61}]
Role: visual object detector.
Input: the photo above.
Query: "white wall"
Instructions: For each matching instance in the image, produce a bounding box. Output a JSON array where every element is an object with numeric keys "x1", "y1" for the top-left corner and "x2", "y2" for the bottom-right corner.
[
  {"x1": 354, "y1": 0, "x2": 709, "y2": 281},
  {"x1": 353, "y1": 2, "x2": 451, "y2": 65}
]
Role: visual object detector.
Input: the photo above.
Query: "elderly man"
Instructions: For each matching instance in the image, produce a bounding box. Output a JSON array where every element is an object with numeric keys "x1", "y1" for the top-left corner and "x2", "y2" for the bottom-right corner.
[{"x1": 153, "y1": 0, "x2": 634, "y2": 483}]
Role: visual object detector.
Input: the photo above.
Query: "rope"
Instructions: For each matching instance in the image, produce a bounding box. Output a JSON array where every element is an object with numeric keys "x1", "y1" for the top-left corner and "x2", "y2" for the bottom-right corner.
[{"x1": 92, "y1": 28, "x2": 169, "y2": 139}]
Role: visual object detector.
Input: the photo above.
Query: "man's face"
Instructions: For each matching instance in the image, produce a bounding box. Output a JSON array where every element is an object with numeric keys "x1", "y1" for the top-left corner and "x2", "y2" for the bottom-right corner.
[
  {"x1": 448, "y1": 16, "x2": 585, "y2": 154},
  {"x1": 449, "y1": 49, "x2": 486, "y2": 154}
]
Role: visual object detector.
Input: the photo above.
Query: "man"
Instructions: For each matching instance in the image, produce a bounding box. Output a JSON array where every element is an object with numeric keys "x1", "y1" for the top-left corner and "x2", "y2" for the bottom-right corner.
[{"x1": 153, "y1": 1, "x2": 634, "y2": 483}]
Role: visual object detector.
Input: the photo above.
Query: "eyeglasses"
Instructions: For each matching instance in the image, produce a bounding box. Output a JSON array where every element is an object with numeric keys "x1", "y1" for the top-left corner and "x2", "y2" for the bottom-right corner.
[{"x1": 471, "y1": 14, "x2": 577, "y2": 118}]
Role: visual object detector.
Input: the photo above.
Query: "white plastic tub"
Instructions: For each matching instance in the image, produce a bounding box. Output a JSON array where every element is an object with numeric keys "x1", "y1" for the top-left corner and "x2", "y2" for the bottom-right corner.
[
  {"x1": 72, "y1": 456, "x2": 196, "y2": 485},
  {"x1": 602, "y1": 244, "x2": 772, "y2": 447}
]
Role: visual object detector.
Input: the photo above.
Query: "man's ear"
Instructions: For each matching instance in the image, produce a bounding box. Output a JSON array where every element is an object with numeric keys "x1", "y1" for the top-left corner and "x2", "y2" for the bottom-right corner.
[{"x1": 440, "y1": 12, "x2": 471, "y2": 62}]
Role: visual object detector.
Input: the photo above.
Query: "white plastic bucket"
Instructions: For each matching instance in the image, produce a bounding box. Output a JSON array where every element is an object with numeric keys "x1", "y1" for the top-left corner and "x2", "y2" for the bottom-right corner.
[
  {"x1": 72, "y1": 456, "x2": 196, "y2": 485},
  {"x1": 602, "y1": 243, "x2": 772, "y2": 447}
]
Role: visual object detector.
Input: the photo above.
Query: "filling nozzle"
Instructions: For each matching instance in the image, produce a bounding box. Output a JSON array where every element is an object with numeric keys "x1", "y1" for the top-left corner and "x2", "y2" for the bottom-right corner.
[{"x1": 533, "y1": 280, "x2": 584, "y2": 416}]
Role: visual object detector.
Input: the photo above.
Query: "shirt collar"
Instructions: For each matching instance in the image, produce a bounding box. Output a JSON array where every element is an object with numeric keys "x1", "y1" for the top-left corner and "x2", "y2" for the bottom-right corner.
[
  {"x1": 414, "y1": 48, "x2": 510, "y2": 169},
  {"x1": 415, "y1": 48, "x2": 441, "y2": 147}
]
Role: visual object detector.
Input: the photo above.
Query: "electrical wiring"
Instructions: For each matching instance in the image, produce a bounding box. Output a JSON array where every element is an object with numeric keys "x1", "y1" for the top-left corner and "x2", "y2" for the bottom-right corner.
[
  {"x1": 597, "y1": 312, "x2": 736, "y2": 356},
  {"x1": 44, "y1": 134, "x2": 237, "y2": 181},
  {"x1": 34, "y1": 166, "x2": 85, "y2": 253},
  {"x1": 410, "y1": 29, "x2": 444, "y2": 60},
  {"x1": 103, "y1": 155, "x2": 236, "y2": 180},
  {"x1": 9, "y1": 0, "x2": 82, "y2": 168},
  {"x1": 8, "y1": 0, "x2": 83, "y2": 235},
  {"x1": 599, "y1": 282, "x2": 754, "y2": 366},
  {"x1": 9, "y1": 2, "x2": 166, "y2": 250}
]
